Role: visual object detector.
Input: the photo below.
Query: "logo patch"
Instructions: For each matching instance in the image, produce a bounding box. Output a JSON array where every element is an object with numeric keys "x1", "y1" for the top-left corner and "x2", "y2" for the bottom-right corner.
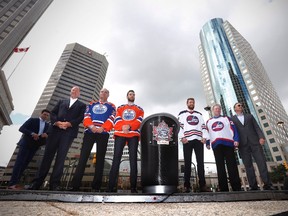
[
  {"x1": 122, "y1": 109, "x2": 136, "y2": 121},
  {"x1": 152, "y1": 120, "x2": 173, "y2": 145},
  {"x1": 211, "y1": 121, "x2": 224, "y2": 131},
  {"x1": 186, "y1": 115, "x2": 199, "y2": 125},
  {"x1": 92, "y1": 104, "x2": 108, "y2": 114}
]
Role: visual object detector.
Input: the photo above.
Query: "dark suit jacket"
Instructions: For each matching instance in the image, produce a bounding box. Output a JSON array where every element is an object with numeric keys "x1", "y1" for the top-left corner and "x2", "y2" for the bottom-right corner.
[
  {"x1": 18, "y1": 117, "x2": 50, "y2": 148},
  {"x1": 49, "y1": 99, "x2": 86, "y2": 138},
  {"x1": 231, "y1": 114, "x2": 265, "y2": 147}
]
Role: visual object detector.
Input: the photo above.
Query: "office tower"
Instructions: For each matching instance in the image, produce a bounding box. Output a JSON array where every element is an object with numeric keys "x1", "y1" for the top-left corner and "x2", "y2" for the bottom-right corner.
[
  {"x1": 0, "y1": 0, "x2": 53, "y2": 67},
  {"x1": 199, "y1": 18, "x2": 288, "y2": 165},
  {"x1": 1, "y1": 43, "x2": 109, "y2": 187},
  {"x1": 0, "y1": 0, "x2": 53, "y2": 130},
  {"x1": 0, "y1": 69, "x2": 13, "y2": 133}
]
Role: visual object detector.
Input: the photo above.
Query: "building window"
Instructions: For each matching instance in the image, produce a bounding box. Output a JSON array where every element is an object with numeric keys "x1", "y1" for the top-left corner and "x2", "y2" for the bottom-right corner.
[
  {"x1": 269, "y1": 138, "x2": 275, "y2": 143},
  {"x1": 275, "y1": 156, "x2": 282, "y2": 161},
  {"x1": 272, "y1": 147, "x2": 279, "y2": 152},
  {"x1": 263, "y1": 123, "x2": 269, "y2": 128},
  {"x1": 258, "y1": 109, "x2": 263, "y2": 113},
  {"x1": 261, "y1": 116, "x2": 266, "y2": 120},
  {"x1": 266, "y1": 130, "x2": 272, "y2": 135}
]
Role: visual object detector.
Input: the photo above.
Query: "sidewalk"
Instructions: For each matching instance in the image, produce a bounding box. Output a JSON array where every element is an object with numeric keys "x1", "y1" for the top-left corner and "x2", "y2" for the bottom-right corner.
[{"x1": 0, "y1": 200, "x2": 288, "y2": 216}]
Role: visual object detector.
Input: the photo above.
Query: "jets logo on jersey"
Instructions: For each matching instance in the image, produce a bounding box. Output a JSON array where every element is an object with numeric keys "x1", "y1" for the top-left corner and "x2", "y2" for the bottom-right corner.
[
  {"x1": 186, "y1": 115, "x2": 199, "y2": 125},
  {"x1": 211, "y1": 121, "x2": 224, "y2": 131},
  {"x1": 92, "y1": 104, "x2": 107, "y2": 114},
  {"x1": 122, "y1": 109, "x2": 136, "y2": 121}
]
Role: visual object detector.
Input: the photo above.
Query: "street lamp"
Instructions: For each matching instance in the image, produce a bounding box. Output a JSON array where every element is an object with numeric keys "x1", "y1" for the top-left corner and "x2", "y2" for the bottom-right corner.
[
  {"x1": 204, "y1": 106, "x2": 212, "y2": 118},
  {"x1": 277, "y1": 121, "x2": 288, "y2": 138}
]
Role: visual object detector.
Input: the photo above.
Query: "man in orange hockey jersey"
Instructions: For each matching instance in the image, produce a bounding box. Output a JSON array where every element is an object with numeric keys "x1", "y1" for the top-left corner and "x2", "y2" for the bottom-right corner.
[{"x1": 108, "y1": 90, "x2": 144, "y2": 193}]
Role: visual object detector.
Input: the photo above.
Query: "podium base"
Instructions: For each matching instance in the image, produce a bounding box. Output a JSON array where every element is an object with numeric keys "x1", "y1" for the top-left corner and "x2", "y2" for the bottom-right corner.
[{"x1": 142, "y1": 185, "x2": 177, "y2": 194}]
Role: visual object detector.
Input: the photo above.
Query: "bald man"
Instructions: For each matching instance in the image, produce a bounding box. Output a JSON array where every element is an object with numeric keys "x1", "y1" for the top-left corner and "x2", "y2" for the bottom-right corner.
[{"x1": 28, "y1": 86, "x2": 86, "y2": 191}]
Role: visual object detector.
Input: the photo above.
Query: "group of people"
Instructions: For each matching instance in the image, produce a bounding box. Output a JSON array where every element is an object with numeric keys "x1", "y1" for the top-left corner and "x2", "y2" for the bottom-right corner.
[
  {"x1": 8, "y1": 87, "x2": 274, "y2": 193},
  {"x1": 178, "y1": 98, "x2": 274, "y2": 192},
  {"x1": 8, "y1": 86, "x2": 144, "y2": 193}
]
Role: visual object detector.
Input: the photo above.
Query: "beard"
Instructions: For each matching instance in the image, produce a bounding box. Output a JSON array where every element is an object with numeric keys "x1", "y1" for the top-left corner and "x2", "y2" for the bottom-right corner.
[
  {"x1": 187, "y1": 105, "x2": 194, "y2": 110},
  {"x1": 128, "y1": 98, "x2": 135, "y2": 103}
]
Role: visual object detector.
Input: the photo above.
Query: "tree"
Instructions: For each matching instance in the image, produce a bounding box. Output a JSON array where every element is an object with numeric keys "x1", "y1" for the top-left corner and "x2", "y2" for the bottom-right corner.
[{"x1": 269, "y1": 164, "x2": 287, "y2": 183}]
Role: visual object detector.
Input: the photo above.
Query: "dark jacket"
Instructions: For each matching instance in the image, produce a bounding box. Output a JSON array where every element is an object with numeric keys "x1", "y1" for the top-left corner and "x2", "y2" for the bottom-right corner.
[
  {"x1": 49, "y1": 99, "x2": 86, "y2": 138},
  {"x1": 18, "y1": 117, "x2": 50, "y2": 148},
  {"x1": 231, "y1": 113, "x2": 264, "y2": 146}
]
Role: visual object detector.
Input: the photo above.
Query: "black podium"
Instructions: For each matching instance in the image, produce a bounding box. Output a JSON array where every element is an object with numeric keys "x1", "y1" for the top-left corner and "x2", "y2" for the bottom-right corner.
[{"x1": 140, "y1": 113, "x2": 180, "y2": 194}]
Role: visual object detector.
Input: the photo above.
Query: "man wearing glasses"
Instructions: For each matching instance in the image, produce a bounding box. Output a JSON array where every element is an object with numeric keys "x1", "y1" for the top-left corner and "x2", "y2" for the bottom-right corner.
[{"x1": 231, "y1": 102, "x2": 274, "y2": 191}]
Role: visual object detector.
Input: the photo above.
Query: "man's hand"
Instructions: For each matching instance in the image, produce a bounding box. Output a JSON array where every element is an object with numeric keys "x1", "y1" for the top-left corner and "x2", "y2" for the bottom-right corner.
[
  {"x1": 181, "y1": 138, "x2": 188, "y2": 144},
  {"x1": 41, "y1": 133, "x2": 48, "y2": 138},
  {"x1": 32, "y1": 133, "x2": 39, "y2": 140},
  {"x1": 122, "y1": 125, "x2": 130, "y2": 134},
  {"x1": 201, "y1": 138, "x2": 206, "y2": 144},
  {"x1": 259, "y1": 138, "x2": 265, "y2": 145}
]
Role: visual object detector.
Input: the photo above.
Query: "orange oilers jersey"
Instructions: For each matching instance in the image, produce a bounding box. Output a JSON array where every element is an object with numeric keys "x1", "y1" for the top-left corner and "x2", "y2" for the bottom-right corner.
[{"x1": 114, "y1": 104, "x2": 144, "y2": 137}]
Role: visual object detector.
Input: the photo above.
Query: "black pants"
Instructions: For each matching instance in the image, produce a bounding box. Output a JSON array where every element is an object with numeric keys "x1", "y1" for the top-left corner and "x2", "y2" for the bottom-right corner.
[
  {"x1": 108, "y1": 136, "x2": 139, "y2": 191},
  {"x1": 71, "y1": 132, "x2": 109, "y2": 190},
  {"x1": 213, "y1": 145, "x2": 241, "y2": 191},
  {"x1": 32, "y1": 130, "x2": 74, "y2": 189},
  {"x1": 183, "y1": 139, "x2": 206, "y2": 188}
]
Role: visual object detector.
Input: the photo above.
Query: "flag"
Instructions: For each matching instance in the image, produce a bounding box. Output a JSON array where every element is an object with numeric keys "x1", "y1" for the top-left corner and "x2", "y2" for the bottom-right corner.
[{"x1": 13, "y1": 47, "x2": 29, "y2": 53}]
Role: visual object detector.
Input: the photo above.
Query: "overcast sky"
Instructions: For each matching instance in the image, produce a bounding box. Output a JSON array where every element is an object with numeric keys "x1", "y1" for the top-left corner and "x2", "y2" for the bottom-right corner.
[{"x1": 0, "y1": 0, "x2": 287, "y2": 167}]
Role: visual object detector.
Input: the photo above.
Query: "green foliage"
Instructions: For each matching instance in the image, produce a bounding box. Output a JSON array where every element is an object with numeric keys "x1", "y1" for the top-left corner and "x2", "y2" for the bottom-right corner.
[{"x1": 269, "y1": 164, "x2": 287, "y2": 183}]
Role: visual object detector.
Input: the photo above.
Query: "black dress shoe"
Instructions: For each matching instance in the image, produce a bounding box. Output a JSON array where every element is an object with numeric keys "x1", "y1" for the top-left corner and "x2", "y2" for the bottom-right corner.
[
  {"x1": 263, "y1": 185, "x2": 276, "y2": 190},
  {"x1": 27, "y1": 182, "x2": 40, "y2": 190},
  {"x1": 49, "y1": 186, "x2": 63, "y2": 191},
  {"x1": 67, "y1": 187, "x2": 79, "y2": 191},
  {"x1": 200, "y1": 186, "x2": 211, "y2": 192},
  {"x1": 184, "y1": 187, "x2": 191, "y2": 193},
  {"x1": 131, "y1": 188, "x2": 138, "y2": 193},
  {"x1": 249, "y1": 187, "x2": 259, "y2": 191}
]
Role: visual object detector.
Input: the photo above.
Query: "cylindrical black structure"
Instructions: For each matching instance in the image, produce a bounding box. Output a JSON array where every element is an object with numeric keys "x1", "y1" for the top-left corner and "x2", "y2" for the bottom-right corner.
[{"x1": 140, "y1": 113, "x2": 179, "y2": 194}]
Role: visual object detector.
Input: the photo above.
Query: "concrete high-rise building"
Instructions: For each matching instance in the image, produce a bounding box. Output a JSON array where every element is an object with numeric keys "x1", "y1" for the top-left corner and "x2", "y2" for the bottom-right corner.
[
  {"x1": 199, "y1": 18, "x2": 288, "y2": 188},
  {"x1": 0, "y1": 0, "x2": 53, "y2": 67},
  {"x1": 1, "y1": 43, "x2": 109, "y2": 188},
  {"x1": 0, "y1": 0, "x2": 53, "y2": 131}
]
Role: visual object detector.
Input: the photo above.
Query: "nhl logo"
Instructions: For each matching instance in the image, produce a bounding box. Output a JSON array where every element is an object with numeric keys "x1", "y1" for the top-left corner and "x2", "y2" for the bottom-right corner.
[{"x1": 152, "y1": 120, "x2": 173, "y2": 145}]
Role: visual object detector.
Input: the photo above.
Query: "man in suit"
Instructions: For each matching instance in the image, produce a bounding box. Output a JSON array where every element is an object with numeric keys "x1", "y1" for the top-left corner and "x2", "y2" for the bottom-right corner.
[
  {"x1": 28, "y1": 86, "x2": 86, "y2": 190},
  {"x1": 231, "y1": 102, "x2": 273, "y2": 190},
  {"x1": 7, "y1": 109, "x2": 50, "y2": 189}
]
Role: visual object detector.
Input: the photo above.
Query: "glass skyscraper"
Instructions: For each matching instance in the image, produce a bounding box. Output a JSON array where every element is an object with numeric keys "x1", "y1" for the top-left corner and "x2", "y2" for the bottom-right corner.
[{"x1": 199, "y1": 18, "x2": 288, "y2": 164}]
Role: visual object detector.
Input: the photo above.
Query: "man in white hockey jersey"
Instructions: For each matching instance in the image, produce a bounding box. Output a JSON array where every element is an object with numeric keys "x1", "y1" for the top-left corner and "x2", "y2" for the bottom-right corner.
[{"x1": 178, "y1": 98, "x2": 209, "y2": 193}]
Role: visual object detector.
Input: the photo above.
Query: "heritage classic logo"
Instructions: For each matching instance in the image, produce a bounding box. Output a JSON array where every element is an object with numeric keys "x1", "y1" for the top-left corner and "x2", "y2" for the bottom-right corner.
[
  {"x1": 211, "y1": 121, "x2": 224, "y2": 131},
  {"x1": 186, "y1": 115, "x2": 199, "y2": 125},
  {"x1": 152, "y1": 120, "x2": 173, "y2": 145},
  {"x1": 122, "y1": 109, "x2": 136, "y2": 121},
  {"x1": 92, "y1": 104, "x2": 107, "y2": 114}
]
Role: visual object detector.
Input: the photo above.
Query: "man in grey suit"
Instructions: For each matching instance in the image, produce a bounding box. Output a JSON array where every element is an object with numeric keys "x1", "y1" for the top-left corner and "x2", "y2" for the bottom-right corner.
[{"x1": 231, "y1": 102, "x2": 274, "y2": 190}]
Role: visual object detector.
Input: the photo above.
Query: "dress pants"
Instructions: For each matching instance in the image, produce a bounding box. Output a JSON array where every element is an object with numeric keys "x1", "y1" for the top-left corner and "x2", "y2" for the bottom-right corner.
[
  {"x1": 9, "y1": 144, "x2": 38, "y2": 186},
  {"x1": 31, "y1": 130, "x2": 74, "y2": 189},
  {"x1": 108, "y1": 136, "x2": 139, "y2": 191},
  {"x1": 71, "y1": 132, "x2": 109, "y2": 190},
  {"x1": 213, "y1": 144, "x2": 241, "y2": 191},
  {"x1": 183, "y1": 139, "x2": 206, "y2": 188},
  {"x1": 239, "y1": 144, "x2": 271, "y2": 188}
]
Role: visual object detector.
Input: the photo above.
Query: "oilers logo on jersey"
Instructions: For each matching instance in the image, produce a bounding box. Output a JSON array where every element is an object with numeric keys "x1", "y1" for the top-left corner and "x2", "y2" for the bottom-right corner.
[
  {"x1": 122, "y1": 109, "x2": 136, "y2": 121},
  {"x1": 92, "y1": 104, "x2": 107, "y2": 114}
]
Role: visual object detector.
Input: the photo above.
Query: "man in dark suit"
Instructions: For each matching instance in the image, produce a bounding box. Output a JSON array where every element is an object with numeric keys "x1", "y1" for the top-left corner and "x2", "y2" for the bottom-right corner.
[
  {"x1": 7, "y1": 109, "x2": 50, "y2": 189},
  {"x1": 231, "y1": 102, "x2": 273, "y2": 190},
  {"x1": 28, "y1": 86, "x2": 86, "y2": 190}
]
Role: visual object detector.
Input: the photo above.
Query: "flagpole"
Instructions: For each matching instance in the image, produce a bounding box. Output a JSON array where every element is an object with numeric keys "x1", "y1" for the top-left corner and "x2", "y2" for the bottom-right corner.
[{"x1": 7, "y1": 46, "x2": 30, "y2": 82}]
